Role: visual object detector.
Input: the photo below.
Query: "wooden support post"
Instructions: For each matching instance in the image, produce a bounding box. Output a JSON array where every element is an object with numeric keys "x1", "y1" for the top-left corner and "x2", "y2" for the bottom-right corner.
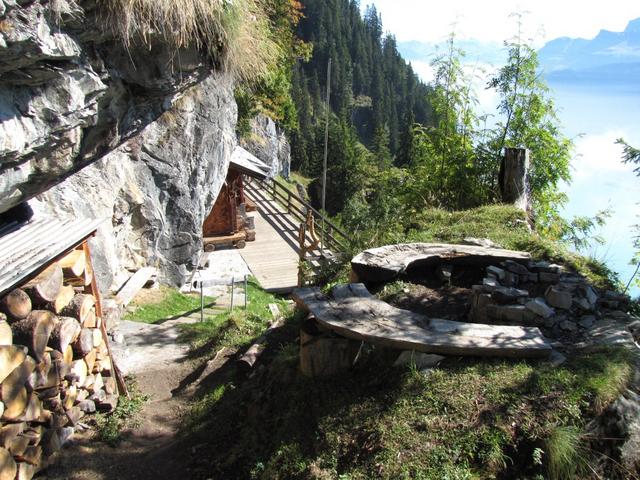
[
  {"x1": 83, "y1": 240, "x2": 128, "y2": 398},
  {"x1": 500, "y1": 148, "x2": 530, "y2": 211},
  {"x1": 287, "y1": 192, "x2": 292, "y2": 213}
]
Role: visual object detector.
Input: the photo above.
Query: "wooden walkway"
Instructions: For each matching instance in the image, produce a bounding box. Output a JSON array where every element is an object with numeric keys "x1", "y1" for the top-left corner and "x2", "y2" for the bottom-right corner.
[{"x1": 240, "y1": 184, "x2": 303, "y2": 293}]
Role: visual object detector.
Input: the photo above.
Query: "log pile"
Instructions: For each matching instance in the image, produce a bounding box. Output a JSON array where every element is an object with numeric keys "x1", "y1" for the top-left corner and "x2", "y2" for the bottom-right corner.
[{"x1": 0, "y1": 246, "x2": 119, "y2": 479}]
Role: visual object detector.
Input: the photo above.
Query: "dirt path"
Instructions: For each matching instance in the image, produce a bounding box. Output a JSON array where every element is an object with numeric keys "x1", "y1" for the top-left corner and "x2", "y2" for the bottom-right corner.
[{"x1": 39, "y1": 318, "x2": 201, "y2": 480}]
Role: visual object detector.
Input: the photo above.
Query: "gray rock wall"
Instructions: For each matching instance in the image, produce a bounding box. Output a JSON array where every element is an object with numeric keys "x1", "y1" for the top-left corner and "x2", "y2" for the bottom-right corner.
[
  {"x1": 240, "y1": 114, "x2": 291, "y2": 178},
  {"x1": 0, "y1": 0, "x2": 238, "y2": 291}
]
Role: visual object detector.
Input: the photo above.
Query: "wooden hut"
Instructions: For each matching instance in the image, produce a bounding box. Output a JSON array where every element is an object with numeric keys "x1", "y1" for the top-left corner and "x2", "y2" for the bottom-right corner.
[{"x1": 202, "y1": 147, "x2": 270, "y2": 251}]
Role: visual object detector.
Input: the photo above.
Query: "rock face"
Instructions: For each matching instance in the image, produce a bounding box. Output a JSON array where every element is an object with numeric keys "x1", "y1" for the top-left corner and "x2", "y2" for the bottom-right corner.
[
  {"x1": 240, "y1": 114, "x2": 291, "y2": 178},
  {"x1": 0, "y1": 0, "x2": 237, "y2": 290}
]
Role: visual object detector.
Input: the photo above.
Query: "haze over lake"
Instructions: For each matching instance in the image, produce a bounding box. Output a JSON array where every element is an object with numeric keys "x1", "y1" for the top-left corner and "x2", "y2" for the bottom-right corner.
[{"x1": 550, "y1": 79, "x2": 640, "y2": 295}]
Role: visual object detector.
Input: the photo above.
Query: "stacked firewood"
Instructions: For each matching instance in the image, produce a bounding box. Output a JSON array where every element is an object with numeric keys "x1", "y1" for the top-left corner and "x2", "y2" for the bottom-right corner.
[{"x1": 0, "y1": 247, "x2": 118, "y2": 480}]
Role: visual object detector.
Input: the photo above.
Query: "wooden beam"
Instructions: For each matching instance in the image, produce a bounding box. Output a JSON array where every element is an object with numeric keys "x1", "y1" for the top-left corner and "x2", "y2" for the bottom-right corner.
[{"x1": 293, "y1": 284, "x2": 552, "y2": 359}]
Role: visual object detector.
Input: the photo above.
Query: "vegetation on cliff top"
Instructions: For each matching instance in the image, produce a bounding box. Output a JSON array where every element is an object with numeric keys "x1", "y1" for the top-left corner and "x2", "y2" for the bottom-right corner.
[{"x1": 104, "y1": 0, "x2": 284, "y2": 82}]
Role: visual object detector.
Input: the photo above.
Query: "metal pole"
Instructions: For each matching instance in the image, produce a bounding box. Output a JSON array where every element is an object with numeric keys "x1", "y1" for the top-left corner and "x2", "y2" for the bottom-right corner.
[
  {"x1": 244, "y1": 274, "x2": 248, "y2": 310},
  {"x1": 200, "y1": 280, "x2": 204, "y2": 323},
  {"x1": 230, "y1": 276, "x2": 234, "y2": 312},
  {"x1": 321, "y1": 58, "x2": 331, "y2": 258}
]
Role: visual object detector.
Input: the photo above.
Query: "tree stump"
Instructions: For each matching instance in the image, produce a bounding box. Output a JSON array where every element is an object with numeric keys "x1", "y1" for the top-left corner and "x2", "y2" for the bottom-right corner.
[
  {"x1": 500, "y1": 147, "x2": 530, "y2": 211},
  {"x1": 299, "y1": 320, "x2": 360, "y2": 378}
]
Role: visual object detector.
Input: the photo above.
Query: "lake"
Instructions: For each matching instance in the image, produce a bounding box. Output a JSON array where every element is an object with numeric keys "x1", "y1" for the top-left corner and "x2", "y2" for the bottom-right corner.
[{"x1": 549, "y1": 80, "x2": 640, "y2": 296}]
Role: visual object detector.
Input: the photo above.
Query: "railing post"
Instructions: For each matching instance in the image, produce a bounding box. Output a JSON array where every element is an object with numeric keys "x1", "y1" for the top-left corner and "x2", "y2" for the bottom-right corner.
[{"x1": 287, "y1": 191, "x2": 292, "y2": 213}]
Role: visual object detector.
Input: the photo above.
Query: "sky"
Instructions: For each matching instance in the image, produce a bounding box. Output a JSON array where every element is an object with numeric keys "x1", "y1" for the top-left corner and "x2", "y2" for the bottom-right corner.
[{"x1": 367, "y1": 0, "x2": 640, "y2": 46}]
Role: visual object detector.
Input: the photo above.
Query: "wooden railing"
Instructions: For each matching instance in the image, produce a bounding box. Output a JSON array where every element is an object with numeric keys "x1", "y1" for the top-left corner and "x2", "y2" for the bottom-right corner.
[{"x1": 246, "y1": 176, "x2": 351, "y2": 256}]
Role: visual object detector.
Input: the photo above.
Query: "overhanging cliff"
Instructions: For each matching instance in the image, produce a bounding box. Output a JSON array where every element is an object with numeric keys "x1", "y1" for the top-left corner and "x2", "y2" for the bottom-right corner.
[{"x1": 0, "y1": 0, "x2": 238, "y2": 290}]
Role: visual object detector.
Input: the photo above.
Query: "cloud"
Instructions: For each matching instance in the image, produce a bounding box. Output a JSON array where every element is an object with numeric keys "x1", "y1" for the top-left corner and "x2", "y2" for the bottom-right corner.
[{"x1": 368, "y1": 0, "x2": 640, "y2": 46}]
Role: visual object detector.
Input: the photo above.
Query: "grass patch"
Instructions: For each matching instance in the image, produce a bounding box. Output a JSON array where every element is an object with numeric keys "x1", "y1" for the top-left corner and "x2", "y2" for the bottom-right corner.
[
  {"x1": 403, "y1": 204, "x2": 618, "y2": 289},
  {"x1": 95, "y1": 377, "x2": 148, "y2": 446},
  {"x1": 124, "y1": 286, "x2": 216, "y2": 324},
  {"x1": 178, "y1": 277, "x2": 290, "y2": 357},
  {"x1": 180, "y1": 345, "x2": 635, "y2": 479}
]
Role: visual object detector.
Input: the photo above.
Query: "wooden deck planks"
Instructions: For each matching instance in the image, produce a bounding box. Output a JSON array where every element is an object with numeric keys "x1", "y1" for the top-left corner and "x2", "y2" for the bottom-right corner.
[{"x1": 241, "y1": 187, "x2": 301, "y2": 293}]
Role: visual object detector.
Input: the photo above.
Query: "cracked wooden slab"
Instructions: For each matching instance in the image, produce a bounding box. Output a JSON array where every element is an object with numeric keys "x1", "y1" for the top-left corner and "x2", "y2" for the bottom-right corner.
[{"x1": 293, "y1": 284, "x2": 551, "y2": 359}]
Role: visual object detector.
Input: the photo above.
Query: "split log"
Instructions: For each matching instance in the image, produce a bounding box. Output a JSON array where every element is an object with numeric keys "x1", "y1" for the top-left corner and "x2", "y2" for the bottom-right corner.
[
  {"x1": 59, "y1": 250, "x2": 86, "y2": 278},
  {"x1": 40, "y1": 429, "x2": 60, "y2": 457},
  {"x1": 0, "y1": 320, "x2": 11, "y2": 346},
  {"x1": 72, "y1": 329, "x2": 94, "y2": 357},
  {"x1": 65, "y1": 406, "x2": 83, "y2": 426},
  {"x1": 92, "y1": 329, "x2": 103, "y2": 349},
  {"x1": 0, "y1": 289, "x2": 31, "y2": 321},
  {"x1": 19, "y1": 427, "x2": 41, "y2": 447},
  {"x1": 14, "y1": 446, "x2": 41, "y2": 467},
  {"x1": 0, "y1": 346, "x2": 27, "y2": 384},
  {"x1": 7, "y1": 436, "x2": 29, "y2": 456},
  {"x1": 76, "y1": 389, "x2": 88, "y2": 403},
  {"x1": 77, "y1": 400, "x2": 95, "y2": 414},
  {"x1": 103, "y1": 376, "x2": 117, "y2": 395},
  {"x1": 90, "y1": 389, "x2": 106, "y2": 406},
  {"x1": 68, "y1": 360, "x2": 87, "y2": 386},
  {"x1": 84, "y1": 350, "x2": 97, "y2": 374},
  {"x1": 96, "y1": 394, "x2": 117, "y2": 413},
  {"x1": 44, "y1": 352, "x2": 68, "y2": 390},
  {"x1": 42, "y1": 394, "x2": 62, "y2": 413},
  {"x1": 81, "y1": 310, "x2": 97, "y2": 328},
  {"x1": 49, "y1": 412, "x2": 68, "y2": 429},
  {"x1": 1, "y1": 356, "x2": 36, "y2": 420},
  {"x1": 48, "y1": 317, "x2": 81, "y2": 354},
  {"x1": 62, "y1": 386, "x2": 77, "y2": 410},
  {"x1": 83, "y1": 374, "x2": 95, "y2": 390},
  {"x1": 96, "y1": 356, "x2": 111, "y2": 373},
  {"x1": 23, "y1": 264, "x2": 63, "y2": 305},
  {"x1": 49, "y1": 286, "x2": 74, "y2": 315},
  {"x1": 0, "y1": 424, "x2": 24, "y2": 448},
  {"x1": 61, "y1": 294, "x2": 95, "y2": 324},
  {"x1": 15, "y1": 395, "x2": 43, "y2": 423},
  {"x1": 91, "y1": 372, "x2": 104, "y2": 393},
  {"x1": 62, "y1": 345, "x2": 73, "y2": 365},
  {"x1": 15, "y1": 462, "x2": 37, "y2": 480},
  {"x1": 11, "y1": 311, "x2": 57, "y2": 362},
  {"x1": 27, "y1": 355, "x2": 51, "y2": 390},
  {"x1": 0, "y1": 447, "x2": 17, "y2": 480}
]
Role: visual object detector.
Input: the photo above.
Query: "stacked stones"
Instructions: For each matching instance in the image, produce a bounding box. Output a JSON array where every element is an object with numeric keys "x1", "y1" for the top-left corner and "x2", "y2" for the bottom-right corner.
[{"x1": 469, "y1": 259, "x2": 630, "y2": 337}]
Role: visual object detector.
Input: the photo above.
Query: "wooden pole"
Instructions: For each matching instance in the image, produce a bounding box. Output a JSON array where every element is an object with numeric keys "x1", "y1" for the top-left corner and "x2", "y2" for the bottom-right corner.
[
  {"x1": 244, "y1": 275, "x2": 248, "y2": 310},
  {"x1": 230, "y1": 277, "x2": 234, "y2": 312},
  {"x1": 321, "y1": 58, "x2": 332, "y2": 257},
  {"x1": 200, "y1": 280, "x2": 204, "y2": 323}
]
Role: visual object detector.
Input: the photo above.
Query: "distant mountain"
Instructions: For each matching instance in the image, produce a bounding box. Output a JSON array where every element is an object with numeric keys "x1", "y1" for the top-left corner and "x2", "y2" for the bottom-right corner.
[
  {"x1": 539, "y1": 18, "x2": 640, "y2": 72},
  {"x1": 398, "y1": 39, "x2": 505, "y2": 66}
]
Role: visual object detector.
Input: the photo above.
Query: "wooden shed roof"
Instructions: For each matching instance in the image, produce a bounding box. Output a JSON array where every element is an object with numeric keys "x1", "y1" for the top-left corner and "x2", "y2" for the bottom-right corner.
[
  {"x1": 230, "y1": 146, "x2": 271, "y2": 179},
  {"x1": 0, "y1": 216, "x2": 104, "y2": 296}
]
